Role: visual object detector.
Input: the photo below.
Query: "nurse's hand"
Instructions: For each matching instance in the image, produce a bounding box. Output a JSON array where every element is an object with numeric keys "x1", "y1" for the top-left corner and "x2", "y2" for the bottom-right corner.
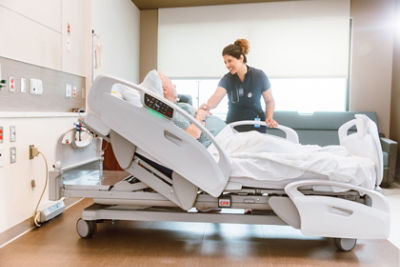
[
  {"x1": 266, "y1": 118, "x2": 278, "y2": 128},
  {"x1": 200, "y1": 103, "x2": 210, "y2": 112}
]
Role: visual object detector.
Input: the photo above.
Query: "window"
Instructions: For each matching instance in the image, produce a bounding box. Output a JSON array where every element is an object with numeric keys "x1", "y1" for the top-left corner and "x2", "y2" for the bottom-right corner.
[{"x1": 172, "y1": 77, "x2": 347, "y2": 120}]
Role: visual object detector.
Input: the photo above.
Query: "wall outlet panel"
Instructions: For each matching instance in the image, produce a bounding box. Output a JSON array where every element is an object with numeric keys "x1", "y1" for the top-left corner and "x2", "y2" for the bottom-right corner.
[
  {"x1": 9, "y1": 125, "x2": 16, "y2": 142},
  {"x1": 0, "y1": 56, "x2": 85, "y2": 112},
  {"x1": 20, "y1": 78, "x2": 26, "y2": 93},
  {"x1": 10, "y1": 147, "x2": 16, "y2": 164}
]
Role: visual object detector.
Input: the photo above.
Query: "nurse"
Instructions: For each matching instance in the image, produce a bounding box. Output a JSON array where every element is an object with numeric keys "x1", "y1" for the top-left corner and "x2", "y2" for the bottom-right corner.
[{"x1": 200, "y1": 39, "x2": 277, "y2": 132}]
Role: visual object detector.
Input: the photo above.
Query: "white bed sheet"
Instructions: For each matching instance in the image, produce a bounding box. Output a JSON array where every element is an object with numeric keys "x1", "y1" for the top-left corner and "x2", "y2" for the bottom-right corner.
[{"x1": 208, "y1": 120, "x2": 378, "y2": 190}]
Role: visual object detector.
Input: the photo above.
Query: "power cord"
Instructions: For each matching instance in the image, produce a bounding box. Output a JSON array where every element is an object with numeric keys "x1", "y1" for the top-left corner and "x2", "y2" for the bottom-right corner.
[{"x1": 30, "y1": 146, "x2": 49, "y2": 227}]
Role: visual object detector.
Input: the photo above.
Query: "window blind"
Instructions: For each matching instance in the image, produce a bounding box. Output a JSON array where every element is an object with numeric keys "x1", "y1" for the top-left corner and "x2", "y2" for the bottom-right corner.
[{"x1": 158, "y1": 0, "x2": 350, "y2": 78}]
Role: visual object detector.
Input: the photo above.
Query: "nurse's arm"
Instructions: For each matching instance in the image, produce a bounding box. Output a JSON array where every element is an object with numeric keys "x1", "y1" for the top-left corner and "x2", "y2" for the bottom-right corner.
[
  {"x1": 200, "y1": 87, "x2": 226, "y2": 111},
  {"x1": 262, "y1": 89, "x2": 278, "y2": 127}
]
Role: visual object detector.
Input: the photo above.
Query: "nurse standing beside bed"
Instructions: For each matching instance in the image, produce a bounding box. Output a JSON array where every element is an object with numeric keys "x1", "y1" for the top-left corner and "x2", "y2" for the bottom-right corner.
[{"x1": 200, "y1": 38, "x2": 278, "y2": 132}]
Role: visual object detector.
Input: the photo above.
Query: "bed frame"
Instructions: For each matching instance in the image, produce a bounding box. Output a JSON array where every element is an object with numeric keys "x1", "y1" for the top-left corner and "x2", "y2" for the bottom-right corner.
[{"x1": 49, "y1": 75, "x2": 391, "y2": 252}]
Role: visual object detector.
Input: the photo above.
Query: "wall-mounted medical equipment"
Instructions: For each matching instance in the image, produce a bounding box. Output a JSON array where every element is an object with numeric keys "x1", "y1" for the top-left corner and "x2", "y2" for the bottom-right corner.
[{"x1": 0, "y1": 56, "x2": 86, "y2": 113}]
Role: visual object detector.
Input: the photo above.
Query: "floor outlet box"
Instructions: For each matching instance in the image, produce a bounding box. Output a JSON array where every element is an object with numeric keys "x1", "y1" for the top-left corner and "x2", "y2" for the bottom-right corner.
[{"x1": 39, "y1": 199, "x2": 66, "y2": 223}]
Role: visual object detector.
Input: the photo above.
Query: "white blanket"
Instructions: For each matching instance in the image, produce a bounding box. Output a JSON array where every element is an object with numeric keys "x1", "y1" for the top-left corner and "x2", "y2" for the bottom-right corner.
[{"x1": 208, "y1": 126, "x2": 377, "y2": 190}]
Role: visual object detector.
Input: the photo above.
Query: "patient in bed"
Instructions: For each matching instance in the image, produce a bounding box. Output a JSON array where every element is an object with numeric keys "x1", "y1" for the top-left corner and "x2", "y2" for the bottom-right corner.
[
  {"x1": 120, "y1": 69, "x2": 226, "y2": 147},
  {"x1": 158, "y1": 72, "x2": 226, "y2": 147}
]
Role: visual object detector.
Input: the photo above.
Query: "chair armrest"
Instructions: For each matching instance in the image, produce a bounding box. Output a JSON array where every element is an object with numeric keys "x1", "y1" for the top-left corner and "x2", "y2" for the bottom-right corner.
[
  {"x1": 380, "y1": 137, "x2": 397, "y2": 151},
  {"x1": 380, "y1": 137, "x2": 398, "y2": 186},
  {"x1": 178, "y1": 94, "x2": 193, "y2": 105}
]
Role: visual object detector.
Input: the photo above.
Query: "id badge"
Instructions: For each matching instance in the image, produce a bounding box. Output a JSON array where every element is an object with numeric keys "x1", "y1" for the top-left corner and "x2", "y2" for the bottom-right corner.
[{"x1": 238, "y1": 87, "x2": 244, "y2": 97}]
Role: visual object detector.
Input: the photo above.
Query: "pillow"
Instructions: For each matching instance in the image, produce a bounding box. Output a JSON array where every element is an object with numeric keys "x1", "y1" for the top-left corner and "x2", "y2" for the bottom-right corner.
[
  {"x1": 120, "y1": 85, "x2": 142, "y2": 106},
  {"x1": 139, "y1": 69, "x2": 163, "y2": 96}
]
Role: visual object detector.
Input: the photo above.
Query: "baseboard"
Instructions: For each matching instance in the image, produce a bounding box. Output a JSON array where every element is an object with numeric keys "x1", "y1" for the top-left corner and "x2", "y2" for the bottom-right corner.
[{"x1": 0, "y1": 197, "x2": 82, "y2": 248}]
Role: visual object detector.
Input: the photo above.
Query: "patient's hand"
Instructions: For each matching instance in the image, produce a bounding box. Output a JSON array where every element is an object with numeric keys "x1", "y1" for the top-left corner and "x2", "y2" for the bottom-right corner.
[
  {"x1": 195, "y1": 109, "x2": 209, "y2": 122},
  {"x1": 266, "y1": 118, "x2": 278, "y2": 128}
]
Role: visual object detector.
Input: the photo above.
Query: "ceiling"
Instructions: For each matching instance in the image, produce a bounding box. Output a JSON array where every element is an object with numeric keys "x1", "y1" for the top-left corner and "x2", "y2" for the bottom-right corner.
[{"x1": 131, "y1": 0, "x2": 292, "y2": 10}]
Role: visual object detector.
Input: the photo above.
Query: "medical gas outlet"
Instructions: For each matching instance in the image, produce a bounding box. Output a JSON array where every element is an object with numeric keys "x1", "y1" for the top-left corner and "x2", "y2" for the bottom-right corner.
[
  {"x1": 30, "y1": 79, "x2": 43, "y2": 95},
  {"x1": 9, "y1": 77, "x2": 15, "y2": 92}
]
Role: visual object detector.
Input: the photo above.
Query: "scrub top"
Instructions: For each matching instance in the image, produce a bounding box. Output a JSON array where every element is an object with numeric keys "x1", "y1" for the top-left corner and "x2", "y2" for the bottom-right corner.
[{"x1": 218, "y1": 66, "x2": 271, "y2": 132}]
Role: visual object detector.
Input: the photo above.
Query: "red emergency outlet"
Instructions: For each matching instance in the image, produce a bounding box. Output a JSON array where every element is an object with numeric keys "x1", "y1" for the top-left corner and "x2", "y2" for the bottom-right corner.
[
  {"x1": 0, "y1": 128, "x2": 3, "y2": 141},
  {"x1": 10, "y1": 77, "x2": 15, "y2": 90}
]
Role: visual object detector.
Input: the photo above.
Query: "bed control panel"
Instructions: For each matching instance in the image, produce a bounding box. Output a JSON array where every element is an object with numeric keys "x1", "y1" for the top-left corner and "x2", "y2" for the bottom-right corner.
[{"x1": 144, "y1": 93, "x2": 174, "y2": 119}]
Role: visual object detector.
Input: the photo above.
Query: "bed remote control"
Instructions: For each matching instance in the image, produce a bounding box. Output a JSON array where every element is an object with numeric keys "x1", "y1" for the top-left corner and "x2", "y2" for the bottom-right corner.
[{"x1": 144, "y1": 93, "x2": 174, "y2": 119}]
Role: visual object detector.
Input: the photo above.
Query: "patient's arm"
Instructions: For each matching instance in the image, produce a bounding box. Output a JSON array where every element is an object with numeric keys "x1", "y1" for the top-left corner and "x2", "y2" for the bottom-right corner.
[{"x1": 185, "y1": 109, "x2": 208, "y2": 139}]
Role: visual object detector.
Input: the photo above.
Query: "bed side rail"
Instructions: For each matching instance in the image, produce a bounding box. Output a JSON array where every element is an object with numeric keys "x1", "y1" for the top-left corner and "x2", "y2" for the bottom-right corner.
[
  {"x1": 227, "y1": 120, "x2": 299, "y2": 144},
  {"x1": 285, "y1": 179, "x2": 390, "y2": 239}
]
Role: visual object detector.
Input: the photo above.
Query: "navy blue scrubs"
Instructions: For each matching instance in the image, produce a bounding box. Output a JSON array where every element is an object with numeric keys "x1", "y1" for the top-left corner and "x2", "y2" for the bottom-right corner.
[{"x1": 218, "y1": 66, "x2": 271, "y2": 132}]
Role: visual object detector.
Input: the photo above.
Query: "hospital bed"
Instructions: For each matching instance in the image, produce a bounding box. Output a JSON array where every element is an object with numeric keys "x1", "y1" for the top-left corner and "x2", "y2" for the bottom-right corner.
[{"x1": 49, "y1": 75, "x2": 391, "y2": 252}]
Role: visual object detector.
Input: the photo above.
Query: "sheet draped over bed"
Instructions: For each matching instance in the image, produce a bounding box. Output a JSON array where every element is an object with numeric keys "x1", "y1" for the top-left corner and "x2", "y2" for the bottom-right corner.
[{"x1": 208, "y1": 125, "x2": 377, "y2": 190}]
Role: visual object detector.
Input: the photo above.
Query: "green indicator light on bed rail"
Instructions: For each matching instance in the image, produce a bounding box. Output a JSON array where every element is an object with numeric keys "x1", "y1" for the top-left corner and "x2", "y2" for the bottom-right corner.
[{"x1": 147, "y1": 108, "x2": 164, "y2": 118}]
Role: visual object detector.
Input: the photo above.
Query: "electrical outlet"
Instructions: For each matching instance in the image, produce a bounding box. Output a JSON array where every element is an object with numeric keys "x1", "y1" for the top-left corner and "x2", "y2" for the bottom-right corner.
[
  {"x1": 72, "y1": 86, "x2": 77, "y2": 98},
  {"x1": 21, "y1": 78, "x2": 26, "y2": 93},
  {"x1": 10, "y1": 147, "x2": 16, "y2": 164},
  {"x1": 10, "y1": 125, "x2": 16, "y2": 142},
  {"x1": 9, "y1": 76, "x2": 15, "y2": 92},
  {"x1": 29, "y1": 145, "x2": 39, "y2": 159},
  {"x1": 0, "y1": 126, "x2": 3, "y2": 143},
  {"x1": 65, "y1": 84, "x2": 72, "y2": 98}
]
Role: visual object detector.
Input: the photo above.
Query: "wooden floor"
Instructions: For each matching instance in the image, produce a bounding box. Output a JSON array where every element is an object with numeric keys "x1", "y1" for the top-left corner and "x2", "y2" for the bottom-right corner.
[{"x1": 0, "y1": 198, "x2": 398, "y2": 267}]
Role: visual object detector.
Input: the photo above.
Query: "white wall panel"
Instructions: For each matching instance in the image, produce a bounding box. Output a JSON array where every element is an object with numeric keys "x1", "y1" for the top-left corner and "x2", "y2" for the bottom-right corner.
[
  {"x1": 62, "y1": 0, "x2": 92, "y2": 76},
  {"x1": 0, "y1": 0, "x2": 62, "y2": 32},
  {"x1": 0, "y1": 6, "x2": 62, "y2": 70},
  {"x1": 92, "y1": 0, "x2": 140, "y2": 83},
  {"x1": 158, "y1": 0, "x2": 350, "y2": 78}
]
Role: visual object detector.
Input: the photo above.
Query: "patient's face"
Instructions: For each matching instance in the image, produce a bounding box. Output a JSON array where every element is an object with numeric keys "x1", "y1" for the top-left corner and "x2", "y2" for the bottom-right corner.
[{"x1": 161, "y1": 75, "x2": 177, "y2": 102}]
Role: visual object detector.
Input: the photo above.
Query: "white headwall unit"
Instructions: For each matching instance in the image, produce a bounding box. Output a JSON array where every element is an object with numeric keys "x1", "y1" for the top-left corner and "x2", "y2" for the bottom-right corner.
[
  {"x1": 158, "y1": 0, "x2": 350, "y2": 78},
  {"x1": 92, "y1": 0, "x2": 140, "y2": 83}
]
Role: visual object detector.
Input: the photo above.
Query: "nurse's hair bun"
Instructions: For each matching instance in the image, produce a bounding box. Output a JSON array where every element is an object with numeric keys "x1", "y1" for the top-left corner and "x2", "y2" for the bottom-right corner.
[
  {"x1": 234, "y1": 39, "x2": 249, "y2": 55},
  {"x1": 222, "y1": 38, "x2": 250, "y2": 63}
]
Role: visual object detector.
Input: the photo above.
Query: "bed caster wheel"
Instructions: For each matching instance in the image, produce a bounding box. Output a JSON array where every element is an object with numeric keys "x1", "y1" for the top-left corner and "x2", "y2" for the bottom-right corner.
[
  {"x1": 334, "y1": 238, "x2": 357, "y2": 252},
  {"x1": 76, "y1": 218, "x2": 97, "y2": 238}
]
